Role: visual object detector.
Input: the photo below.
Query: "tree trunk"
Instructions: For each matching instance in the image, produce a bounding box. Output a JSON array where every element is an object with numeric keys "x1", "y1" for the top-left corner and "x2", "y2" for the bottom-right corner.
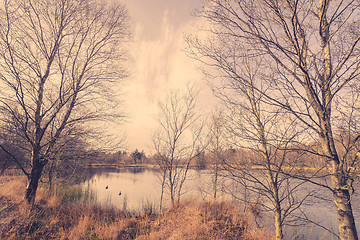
[
  {"x1": 25, "y1": 149, "x2": 46, "y2": 206},
  {"x1": 331, "y1": 172, "x2": 358, "y2": 240},
  {"x1": 269, "y1": 174, "x2": 283, "y2": 240},
  {"x1": 213, "y1": 163, "x2": 218, "y2": 200},
  {"x1": 316, "y1": 3, "x2": 358, "y2": 238},
  {"x1": 159, "y1": 170, "x2": 166, "y2": 212},
  {"x1": 169, "y1": 171, "x2": 175, "y2": 206},
  {"x1": 274, "y1": 206, "x2": 283, "y2": 240},
  {"x1": 319, "y1": 123, "x2": 358, "y2": 240},
  {"x1": 170, "y1": 185, "x2": 175, "y2": 206}
]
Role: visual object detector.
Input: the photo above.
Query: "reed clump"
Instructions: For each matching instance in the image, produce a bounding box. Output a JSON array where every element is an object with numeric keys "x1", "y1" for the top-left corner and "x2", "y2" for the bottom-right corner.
[{"x1": 0, "y1": 176, "x2": 273, "y2": 239}]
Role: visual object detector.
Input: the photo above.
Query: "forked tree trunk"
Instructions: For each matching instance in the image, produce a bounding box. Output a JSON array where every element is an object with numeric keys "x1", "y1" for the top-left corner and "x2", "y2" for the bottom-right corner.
[{"x1": 257, "y1": 105, "x2": 284, "y2": 240}]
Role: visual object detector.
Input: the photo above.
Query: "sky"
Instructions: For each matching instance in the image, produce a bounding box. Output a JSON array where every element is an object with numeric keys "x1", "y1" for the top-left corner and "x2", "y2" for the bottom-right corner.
[{"x1": 117, "y1": 0, "x2": 217, "y2": 153}]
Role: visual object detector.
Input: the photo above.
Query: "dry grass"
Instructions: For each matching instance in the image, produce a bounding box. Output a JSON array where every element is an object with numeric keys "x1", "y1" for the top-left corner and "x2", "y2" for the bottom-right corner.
[
  {"x1": 137, "y1": 200, "x2": 273, "y2": 240},
  {"x1": 0, "y1": 175, "x2": 27, "y2": 202},
  {"x1": 0, "y1": 176, "x2": 273, "y2": 240}
]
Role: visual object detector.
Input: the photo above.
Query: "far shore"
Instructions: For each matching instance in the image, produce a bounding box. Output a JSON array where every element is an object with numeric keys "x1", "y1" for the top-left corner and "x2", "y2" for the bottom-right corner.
[
  {"x1": 86, "y1": 163, "x2": 161, "y2": 169},
  {"x1": 85, "y1": 163, "x2": 334, "y2": 175}
]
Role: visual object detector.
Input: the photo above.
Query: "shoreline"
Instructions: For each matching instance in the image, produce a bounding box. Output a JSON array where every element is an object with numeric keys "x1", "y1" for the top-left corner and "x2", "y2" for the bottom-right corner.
[{"x1": 84, "y1": 163, "x2": 332, "y2": 174}]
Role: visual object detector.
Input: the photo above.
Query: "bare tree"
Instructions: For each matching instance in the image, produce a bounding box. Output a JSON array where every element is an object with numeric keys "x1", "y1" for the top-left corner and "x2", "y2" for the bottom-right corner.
[
  {"x1": 153, "y1": 86, "x2": 205, "y2": 209},
  {"x1": 207, "y1": 109, "x2": 227, "y2": 200},
  {"x1": 188, "y1": 0, "x2": 360, "y2": 239},
  {"x1": 0, "y1": 0, "x2": 130, "y2": 205},
  {"x1": 200, "y1": 52, "x2": 311, "y2": 239},
  {"x1": 224, "y1": 106, "x2": 316, "y2": 240}
]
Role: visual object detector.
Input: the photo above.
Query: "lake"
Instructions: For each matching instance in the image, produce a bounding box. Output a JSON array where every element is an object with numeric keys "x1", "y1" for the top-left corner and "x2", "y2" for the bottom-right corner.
[{"x1": 80, "y1": 167, "x2": 359, "y2": 240}]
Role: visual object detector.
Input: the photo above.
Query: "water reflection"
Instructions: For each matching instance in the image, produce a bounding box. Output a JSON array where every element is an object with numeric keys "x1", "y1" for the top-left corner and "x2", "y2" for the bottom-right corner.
[
  {"x1": 80, "y1": 167, "x2": 359, "y2": 239},
  {"x1": 81, "y1": 167, "x2": 163, "y2": 211}
]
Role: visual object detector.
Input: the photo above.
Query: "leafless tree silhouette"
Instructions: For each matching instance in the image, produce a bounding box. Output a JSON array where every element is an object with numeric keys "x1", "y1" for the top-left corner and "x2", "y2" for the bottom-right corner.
[
  {"x1": 187, "y1": 0, "x2": 360, "y2": 239},
  {"x1": 0, "y1": 0, "x2": 130, "y2": 205},
  {"x1": 153, "y1": 86, "x2": 206, "y2": 209}
]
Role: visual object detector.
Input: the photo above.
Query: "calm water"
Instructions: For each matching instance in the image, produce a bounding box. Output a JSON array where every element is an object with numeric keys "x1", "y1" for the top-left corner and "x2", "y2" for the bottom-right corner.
[
  {"x1": 80, "y1": 167, "x2": 216, "y2": 211},
  {"x1": 80, "y1": 167, "x2": 359, "y2": 239}
]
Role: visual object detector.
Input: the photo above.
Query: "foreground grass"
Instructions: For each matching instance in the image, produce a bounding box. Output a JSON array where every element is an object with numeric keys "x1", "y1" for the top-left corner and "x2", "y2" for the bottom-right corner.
[{"x1": 0, "y1": 176, "x2": 273, "y2": 240}]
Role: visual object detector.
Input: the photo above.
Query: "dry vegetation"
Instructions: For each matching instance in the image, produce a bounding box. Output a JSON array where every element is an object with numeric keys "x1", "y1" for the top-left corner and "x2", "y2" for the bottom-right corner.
[{"x1": 0, "y1": 176, "x2": 273, "y2": 240}]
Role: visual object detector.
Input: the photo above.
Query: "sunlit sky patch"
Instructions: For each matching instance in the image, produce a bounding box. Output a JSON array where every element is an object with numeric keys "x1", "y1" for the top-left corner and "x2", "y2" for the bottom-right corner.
[{"x1": 117, "y1": 0, "x2": 217, "y2": 153}]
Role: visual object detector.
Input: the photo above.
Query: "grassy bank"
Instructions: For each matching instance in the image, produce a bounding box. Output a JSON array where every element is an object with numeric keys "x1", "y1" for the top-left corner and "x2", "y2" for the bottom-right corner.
[{"x1": 0, "y1": 176, "x2": 273, "y2": 239}]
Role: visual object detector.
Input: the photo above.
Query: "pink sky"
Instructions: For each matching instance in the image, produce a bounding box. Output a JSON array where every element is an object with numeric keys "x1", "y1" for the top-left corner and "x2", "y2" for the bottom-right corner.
[{"x1": 117, "y1": 0, "x2": 218, "y2": 153}]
